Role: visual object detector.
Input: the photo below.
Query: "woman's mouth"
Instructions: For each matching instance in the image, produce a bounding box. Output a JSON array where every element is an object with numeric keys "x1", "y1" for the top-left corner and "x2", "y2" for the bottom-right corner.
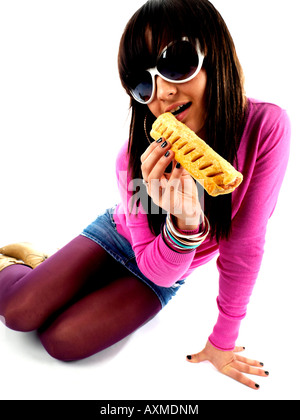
[{"x1": 169, "y1": 102, "x2": 192, "y2": 122}]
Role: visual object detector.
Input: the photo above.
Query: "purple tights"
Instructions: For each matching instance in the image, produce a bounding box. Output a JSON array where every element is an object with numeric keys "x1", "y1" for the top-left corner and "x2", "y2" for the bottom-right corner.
[{"x1": 0, "y1": 235, "x2": 162, "y2": 361}]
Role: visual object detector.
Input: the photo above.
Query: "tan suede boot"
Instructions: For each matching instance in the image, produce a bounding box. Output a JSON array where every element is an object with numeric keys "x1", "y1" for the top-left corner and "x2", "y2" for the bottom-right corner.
[
  {"x1": 0, "y1": 243, "x2": 49, "y2": 269},
  {"x1": 0, "y1": 254, "x2": 25, "y2": 272}
]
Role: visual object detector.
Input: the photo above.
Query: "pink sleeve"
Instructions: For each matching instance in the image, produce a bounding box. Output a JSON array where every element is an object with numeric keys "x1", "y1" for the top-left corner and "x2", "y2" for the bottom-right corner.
[
  {"x1": 116, "y1": 146, "x2": 195, "y2": 288},
  {"x1": 209, "y1": 108, "x2": 291, "y2": 351}
]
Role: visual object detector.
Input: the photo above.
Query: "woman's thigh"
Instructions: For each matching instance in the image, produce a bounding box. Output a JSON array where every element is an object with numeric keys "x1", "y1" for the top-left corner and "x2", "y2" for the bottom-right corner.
[
  {"x1": 38, "y1": 274, "x2": 162, "y2": 361},
  {"x1": 0, "y1": 235, "x2": 127, "y2": 332}
]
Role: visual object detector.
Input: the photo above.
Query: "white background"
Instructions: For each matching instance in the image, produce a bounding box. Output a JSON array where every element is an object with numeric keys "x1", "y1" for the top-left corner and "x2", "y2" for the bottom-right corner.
[{"x1": 0, "y1": 0, "x2": 299, "y2": 401}]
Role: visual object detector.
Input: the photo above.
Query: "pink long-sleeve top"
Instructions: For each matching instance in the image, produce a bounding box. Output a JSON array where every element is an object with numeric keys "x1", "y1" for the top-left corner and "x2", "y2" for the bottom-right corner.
[{"x1": 113, "y1": 99, "x2": 291, "y2": 351}]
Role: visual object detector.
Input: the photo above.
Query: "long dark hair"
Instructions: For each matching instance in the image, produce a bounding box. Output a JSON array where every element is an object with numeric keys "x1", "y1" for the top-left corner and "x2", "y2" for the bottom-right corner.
[{"x1": 118, "y1": 0, "x2": 246, "y2": 242}]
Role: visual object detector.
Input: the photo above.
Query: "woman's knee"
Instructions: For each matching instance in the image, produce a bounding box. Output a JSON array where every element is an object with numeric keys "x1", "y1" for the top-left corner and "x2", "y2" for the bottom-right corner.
[
  {"x1": 38, "y1": 319, "x2": 88, "y2": 362},
  {"x1": 2, "y1": 293, "x2": 43, "y2": 332},
  {"x1": 0, "y1": 265, "x2": 39, "y2": 331}
]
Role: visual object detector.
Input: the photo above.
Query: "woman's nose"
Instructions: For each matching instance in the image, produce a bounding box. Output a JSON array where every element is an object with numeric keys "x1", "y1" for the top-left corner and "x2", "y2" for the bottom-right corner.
[{"x1": 155, "y1": 76, "x2": 178, "y2": 101}]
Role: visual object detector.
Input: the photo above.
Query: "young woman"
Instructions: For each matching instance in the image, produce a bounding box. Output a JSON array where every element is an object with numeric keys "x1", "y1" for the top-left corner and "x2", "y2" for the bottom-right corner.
[{"x1": 0, "y1": 0, "x2": 290, "y2": 390}]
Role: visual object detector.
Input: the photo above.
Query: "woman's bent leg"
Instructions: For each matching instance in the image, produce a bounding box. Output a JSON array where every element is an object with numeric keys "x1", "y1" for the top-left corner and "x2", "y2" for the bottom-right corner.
[
  {"x1": 0, "y1": 235, "x2": 117, "y2": 332},
  {"x1": 39, "y1": 274, "x2": 162, "y2": 361}
]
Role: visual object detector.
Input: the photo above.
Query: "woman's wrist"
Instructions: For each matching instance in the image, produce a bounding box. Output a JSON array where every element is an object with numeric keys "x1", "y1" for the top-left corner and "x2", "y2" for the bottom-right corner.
[
  {"x1": 175, "y1": 217, "x2": 200, "y2": 231},
  {"x1": 174, "y1": 210, "x2": 204, "y2": 231}
]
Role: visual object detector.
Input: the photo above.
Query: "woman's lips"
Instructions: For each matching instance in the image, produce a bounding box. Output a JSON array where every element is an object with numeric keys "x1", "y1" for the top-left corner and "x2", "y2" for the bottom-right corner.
[
  {"x1": 175, "y1": 106, "x2": 190, "y2": 121},
  {"x1": 171, "y1": 102, "x2": 192, "y2": 121},
  {"x1": 165, "y1": 101, "x2": 192, "y2": 115}
]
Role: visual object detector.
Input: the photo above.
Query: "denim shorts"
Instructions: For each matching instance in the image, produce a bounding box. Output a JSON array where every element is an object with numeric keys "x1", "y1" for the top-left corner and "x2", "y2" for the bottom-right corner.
[{"x1": 81, "y1": 207, "x2": 185, "y2": 307}]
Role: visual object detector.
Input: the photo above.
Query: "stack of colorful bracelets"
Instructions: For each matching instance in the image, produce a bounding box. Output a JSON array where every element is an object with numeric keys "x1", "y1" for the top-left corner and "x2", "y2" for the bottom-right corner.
[{"x1": 161, "y1": 212, "x2": 210, "y2": 254}]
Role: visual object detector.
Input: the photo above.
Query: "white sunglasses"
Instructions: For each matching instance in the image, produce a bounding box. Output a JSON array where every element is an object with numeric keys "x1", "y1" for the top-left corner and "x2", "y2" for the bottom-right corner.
[{"x1": 128, "y1": 37, "x2": 204, "y2": 105}]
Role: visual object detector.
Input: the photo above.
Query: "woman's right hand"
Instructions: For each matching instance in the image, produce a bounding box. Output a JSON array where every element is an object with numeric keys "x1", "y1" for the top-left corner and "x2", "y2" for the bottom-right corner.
[{"x1": 141, "y1": 138, "x2": 202, "y2": 228}]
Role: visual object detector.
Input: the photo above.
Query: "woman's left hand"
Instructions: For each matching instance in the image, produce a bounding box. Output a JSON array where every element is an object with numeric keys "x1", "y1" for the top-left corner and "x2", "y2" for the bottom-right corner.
[{"x1": 186, "y1": 340, "x2": 269, "y2": 390}]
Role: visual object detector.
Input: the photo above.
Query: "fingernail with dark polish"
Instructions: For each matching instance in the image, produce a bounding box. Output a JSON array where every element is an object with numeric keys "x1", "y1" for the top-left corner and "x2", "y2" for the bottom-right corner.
[
  {"x1": 161, "y1": 141, "x2": 168, "y2": 148},
  {"x1": 265, "y1": 371, "x2": 269, "y2": 376},
  {"x1": 260, "y1": 362, "x2": 264, "y2": 366},
  {"x1": 176, "y1": 162, "x2": 181, "y2": 169},
  {"x1": 156, "y1": 137, "x2": 163, "y2": 143},
  {"x1": 165, "y1": 151, "x2": 170, "y2": 158},
  {"x1": 255, "y1": 384, "x2": 260, "y2": 389},
  {"x1": 187, "y1": 355, "x2": 192, "y2": 360}
]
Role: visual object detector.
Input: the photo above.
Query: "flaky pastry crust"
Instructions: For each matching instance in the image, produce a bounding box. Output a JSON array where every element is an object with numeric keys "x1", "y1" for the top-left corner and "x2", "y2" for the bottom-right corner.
[{"x1": 150, "y1": 113, "x2": 243, "y2": 197}]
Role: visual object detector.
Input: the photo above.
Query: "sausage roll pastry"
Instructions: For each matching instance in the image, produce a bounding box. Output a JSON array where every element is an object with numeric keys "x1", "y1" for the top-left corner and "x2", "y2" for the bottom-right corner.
[{"x1": 150, "y1": 112, "x2": 243, "y2": 197}]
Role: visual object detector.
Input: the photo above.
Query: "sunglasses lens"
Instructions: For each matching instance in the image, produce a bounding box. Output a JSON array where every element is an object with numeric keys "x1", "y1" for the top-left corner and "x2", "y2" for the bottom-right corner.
[
  {"x1": 130, "y1": 71, "x2": 153, "y2": 104},
  {"x1": 157, "y1": 40, "x2": 199, "y2": 81}
]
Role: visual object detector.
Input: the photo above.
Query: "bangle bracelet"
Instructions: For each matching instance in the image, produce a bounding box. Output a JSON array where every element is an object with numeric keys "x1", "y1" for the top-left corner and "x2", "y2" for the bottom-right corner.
[
  {"x1": 161, "y1": 213, "x2": 210, "y2": 254},
  {"x1": 167, "y1": 213, "x2": 210, "y2": 242},
  {"x1": 161, "y1": 223, "x2": 194, "y2": 253}
]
